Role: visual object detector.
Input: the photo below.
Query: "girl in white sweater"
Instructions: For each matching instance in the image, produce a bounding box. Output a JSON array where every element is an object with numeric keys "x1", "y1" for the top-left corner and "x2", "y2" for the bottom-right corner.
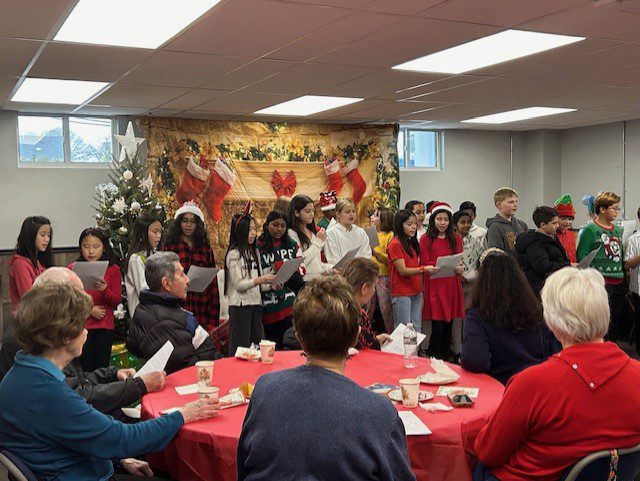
[
  {"x1": 287, "y1": 195, "x2": 333, "y2": 280},
  {"x1": 324, "y1": 199, "x2": 372, "y2": 266}
]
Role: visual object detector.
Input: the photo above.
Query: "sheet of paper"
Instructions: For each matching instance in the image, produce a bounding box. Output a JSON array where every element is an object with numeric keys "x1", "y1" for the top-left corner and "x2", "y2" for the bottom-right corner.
[
  {"x1": 71, "y1": 261, "x2": 108, "y2": 290},
  {"x1": 398, "y1": 411, "x2": 432, "y2": 436},
  {"x1": 134, "y1": 341, "x2": 173, "y2": 378},
  {"x1": 175, "y1": 383, "x2": 199, "y2": 395},
  {"x1": 333, "y1": 247, "x2": 362, "y2": 269},
  {"x1": 623, "y1": 220, "x2": 637, "y2": 247},
  {"x1": 121, "y1": 405, "x2": 141, "y2": 419},
  {"x1": 272, "y1": 257, "x2": 304, "y2": 285},
  {"x1": 578, "y1": 246, "x2": 600, "y2": 269},
  {"x1": 430, "y1": 253, "x2": 463, "y2": 279},
  {"x1": 187, "y1": 266, "x2": 220, "y2": 293},
  {"x1": 192, "y1": 325, "x2": 209, "y2": 350},
  {"x1": 435, "y1": 386, "x2": 479, "y2": 398},
  {"x1": 381, "y1": 323, "x2": 427, "y2": 355},
  {"x1": 365, "y1": 225, "x2": 380, "y2": 249}
]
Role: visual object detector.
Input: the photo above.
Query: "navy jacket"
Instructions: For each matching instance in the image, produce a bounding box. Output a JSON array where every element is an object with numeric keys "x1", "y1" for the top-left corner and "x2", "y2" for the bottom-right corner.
[{"x1": 460, "y1": 308, "x2": 559, "y2": 384}]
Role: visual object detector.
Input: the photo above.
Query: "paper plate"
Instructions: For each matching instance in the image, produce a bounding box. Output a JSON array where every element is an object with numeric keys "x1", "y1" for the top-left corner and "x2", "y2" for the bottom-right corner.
[{"x1": 388, "y1": 389, "x2": 434, "y2": 403}]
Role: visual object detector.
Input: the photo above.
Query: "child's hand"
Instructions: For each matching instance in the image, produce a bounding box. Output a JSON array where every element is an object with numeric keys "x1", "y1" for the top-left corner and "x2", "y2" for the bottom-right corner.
[
  {"x1": 91, "y1": 306, "x2": 107, "y2": 319},
  {"x1": 272, "y1": 283, "x2": 284, "y2": 290},
  {"x1": 316, "y1": 228, "x2": 327, "y2": 242},
  {"x1": 256, "y1": 274, "x2": 277, "y2": 285},
  {"x1": 425, "y1": 266, "x2": 440, "y2": 275},
  {"x1": 94, "y1": 279, "x2": 107, "y2": 291},
  {"x1": 454, "y1": 264, "x2": 464, "y2": 275}
]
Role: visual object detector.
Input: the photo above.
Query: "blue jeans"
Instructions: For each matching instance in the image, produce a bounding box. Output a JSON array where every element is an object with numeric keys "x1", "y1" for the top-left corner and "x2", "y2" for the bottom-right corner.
[
  {"x1": 391, "y1": 294, "x2": 423, "y2": 332},
  {"x1": 472, "y1": 462, "x2": 500, "y2": 481}
]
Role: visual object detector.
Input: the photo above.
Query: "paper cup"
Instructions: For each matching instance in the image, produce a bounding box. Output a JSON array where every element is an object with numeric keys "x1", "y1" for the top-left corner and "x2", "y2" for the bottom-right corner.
[
  {"x1": 259, "y1": 340, "x2": 276, "y2": 365},
  {"x1": 399, "y1": 378, "x2": 420, "y2": 408},
  {"x1": 198, "y1": 386, "x2": 219, "y2": 401},
  {"x1": 195, "y1": 361, "x2": 214, "y2": 388}
]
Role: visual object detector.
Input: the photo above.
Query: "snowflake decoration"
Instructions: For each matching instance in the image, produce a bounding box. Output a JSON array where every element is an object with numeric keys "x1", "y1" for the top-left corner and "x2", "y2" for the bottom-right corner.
[
  {"x1": 112, "y1": 197, "x2": 127, "y2": 214},
  {"x1": 140, "y1": 173, "x2": 154, "y2": 197}
]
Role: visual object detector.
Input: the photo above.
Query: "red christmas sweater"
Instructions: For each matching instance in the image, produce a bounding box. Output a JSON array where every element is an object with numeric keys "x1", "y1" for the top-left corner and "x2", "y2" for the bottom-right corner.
[
  {"x1": 68, "y1": 262, "x2": 122, "y2": 331},
  {"x1": 9, "y1": 255, "x2": 45, "y2": 314},
  {"x1": 556, "y1": 228, "x2": 577, "y2": 264}
]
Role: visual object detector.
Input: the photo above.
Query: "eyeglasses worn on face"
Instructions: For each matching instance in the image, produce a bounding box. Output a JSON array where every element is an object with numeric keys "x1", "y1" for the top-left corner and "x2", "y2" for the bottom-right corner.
[{"x1": 609, "y1": 207, "x2": 621, "y2": 212}]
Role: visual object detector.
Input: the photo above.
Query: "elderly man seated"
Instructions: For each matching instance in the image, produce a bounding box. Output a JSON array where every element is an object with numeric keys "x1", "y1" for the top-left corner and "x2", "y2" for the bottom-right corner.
[
  {"x1": 473, "y1": 267, "x2": 640, "y2": 481},
  {"x1": 0, "y1": 268, "x2": 164, "y2": 421},
  {"x1": 127, "y1": 252, "x2": 215, "y2": 374}
]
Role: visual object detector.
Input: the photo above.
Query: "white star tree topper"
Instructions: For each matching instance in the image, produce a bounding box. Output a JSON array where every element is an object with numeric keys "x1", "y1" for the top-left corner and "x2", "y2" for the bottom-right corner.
[{"x1": 115, "y1": 121, "x2": 145, "y2": 162}]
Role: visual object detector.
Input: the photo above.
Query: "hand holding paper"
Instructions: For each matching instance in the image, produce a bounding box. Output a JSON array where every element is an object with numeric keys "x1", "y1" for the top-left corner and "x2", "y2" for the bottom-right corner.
[
  {"x1": 381, "y1": 324, "x2": 427, "y2": 355},
  {"x1": 333, "y1": 247, "x2": 360, "y2": 269},
  {"x1": 71, "y1": 261, "x2": 109, "y2": 290},
  {"x1": 578, "y1": 246, "x2": 600, "y2": 269},
  {"x1": 430, "y1": 254, "x2": 463, "y2": 279},
  {"x1": 135, "y1": 341, "x2": 174, "y2": 379},
  {"x1": 272, "y1": 257, "x2": 304, "y2": 285}
]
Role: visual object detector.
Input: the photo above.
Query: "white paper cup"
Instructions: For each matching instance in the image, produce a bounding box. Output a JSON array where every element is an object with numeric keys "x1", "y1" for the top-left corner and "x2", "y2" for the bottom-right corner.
[
  {"x1": 259, "y1": 340, "x2": 276, "y2": 365},
  {"x1": 195, "y1": 361, "x2": 214, "y2": 388},
  {"x1": 198, "y1": 386, "x2": 219, "y2": 401},
  {"x1": 399, "y1": 378, "x2": 420, "y2": 408}
]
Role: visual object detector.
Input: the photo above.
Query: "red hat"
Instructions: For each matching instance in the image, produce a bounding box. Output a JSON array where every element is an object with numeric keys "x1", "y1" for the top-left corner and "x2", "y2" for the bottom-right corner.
[
  {"x1": 429, "y1": 201, "x2": 453, "y2": 215},
  {"x1": 319, "y1": 191, "x2": 337, "y2": 211},
  {"x1": 554, "y1": 193, "x2": 575, "y2": 218}
]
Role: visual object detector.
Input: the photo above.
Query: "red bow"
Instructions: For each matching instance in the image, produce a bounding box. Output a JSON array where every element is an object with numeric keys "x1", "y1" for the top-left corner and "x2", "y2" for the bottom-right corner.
[{"x1": 271, "y1": 170, "x2": 297, "y2": 197}]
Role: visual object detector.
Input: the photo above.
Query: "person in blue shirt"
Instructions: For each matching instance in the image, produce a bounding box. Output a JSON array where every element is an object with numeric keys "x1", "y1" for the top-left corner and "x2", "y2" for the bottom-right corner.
[{"x1": 0, "y1": 280, "x2": 219, "y2": 481}]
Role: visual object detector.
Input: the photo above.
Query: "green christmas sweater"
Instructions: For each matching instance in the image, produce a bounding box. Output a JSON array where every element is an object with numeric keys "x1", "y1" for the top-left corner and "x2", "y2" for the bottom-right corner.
[{"x1": 576, "y1": 221, "x2": 624, "y2": 279}]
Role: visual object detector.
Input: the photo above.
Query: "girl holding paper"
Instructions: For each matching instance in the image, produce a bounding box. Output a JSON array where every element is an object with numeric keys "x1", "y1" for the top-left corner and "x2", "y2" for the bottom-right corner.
[
  {"x1": 164, "y1": 201, "x2": 220, "y2": 333},
  {"x1": 257, "y1": 210, "x2": 305, "y2": 349},
  {"x1": 324, "y1": 199, "x2": 372, "y2": 266},
  {"x1": 68, "y1": 228, "x2": 121, "y2": 371},
  {"x1": 420, "y1": 202, "x2": 465, "y2": 360}
]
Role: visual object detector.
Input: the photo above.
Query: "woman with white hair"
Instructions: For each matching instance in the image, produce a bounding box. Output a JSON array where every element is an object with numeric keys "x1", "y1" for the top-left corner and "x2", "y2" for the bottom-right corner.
[{"x1": 473, "y1": 267, "x2": 640, "y2": 481}]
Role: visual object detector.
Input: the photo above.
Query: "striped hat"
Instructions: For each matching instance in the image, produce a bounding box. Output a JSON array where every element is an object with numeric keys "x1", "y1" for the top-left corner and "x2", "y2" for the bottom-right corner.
[{"x1": 429, "y1": 201, "x2": 453, "y2": 216}]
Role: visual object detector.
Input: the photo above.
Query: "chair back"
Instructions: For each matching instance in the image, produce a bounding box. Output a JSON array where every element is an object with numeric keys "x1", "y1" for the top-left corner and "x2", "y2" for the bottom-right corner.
[
  {"x1": 0, "y1": 450, "x2": 38, "y2": 481},
  {"x1": 562, "y1": 444, "x2": 640, "y2": 481}
]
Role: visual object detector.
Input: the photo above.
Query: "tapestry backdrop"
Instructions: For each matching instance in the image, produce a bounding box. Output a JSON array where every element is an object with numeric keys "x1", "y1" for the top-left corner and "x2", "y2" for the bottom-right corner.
[{"x1": 140, "y1": 117, "x2": 399, "y2": 264}]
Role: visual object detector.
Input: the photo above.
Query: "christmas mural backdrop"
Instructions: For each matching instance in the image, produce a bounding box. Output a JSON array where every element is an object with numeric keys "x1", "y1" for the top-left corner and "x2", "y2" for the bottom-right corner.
[{"x1": 140, "y1": 117, "x2": 400, "y2": 264}]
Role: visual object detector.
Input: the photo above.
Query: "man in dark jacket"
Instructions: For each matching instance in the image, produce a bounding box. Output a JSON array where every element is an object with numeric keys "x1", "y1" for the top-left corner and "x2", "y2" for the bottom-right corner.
[
  {"x1": 516, "y1": 206, "x2": 570, "y2": 296},
  {"x1": 127, "y1": 252, "x2": 216, "y2": 374}
]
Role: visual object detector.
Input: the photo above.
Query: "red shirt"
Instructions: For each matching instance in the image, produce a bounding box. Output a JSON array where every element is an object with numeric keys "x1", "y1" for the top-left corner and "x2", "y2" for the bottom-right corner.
[
  {"x1": 68, "y1": 262, "x2": 122, "y2": 330},
  {"x1": 556, "y1": 228, "x2": 577, "y2": 264},
  {"x1": 387, "y1": 237, "x2": 422, "y2": 296},
  {"x1": 9, "y1": 255, "x2": 45, "y2": 314},
  {"x1": 475, "y1": 342, "x2": 640, "y2": 481}
]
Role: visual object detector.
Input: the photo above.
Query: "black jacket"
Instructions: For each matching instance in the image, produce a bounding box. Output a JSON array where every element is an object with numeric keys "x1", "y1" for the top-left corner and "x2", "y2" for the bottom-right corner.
[
  {"x1": 126, "y1": 290, "x2": 216, "y2": 374},
  {"x1": 0, "y1": 324, "x2": 144, "y2": 421},
  {"x1": 515, "y1": 230, "x2": 570, "y2": 295}
]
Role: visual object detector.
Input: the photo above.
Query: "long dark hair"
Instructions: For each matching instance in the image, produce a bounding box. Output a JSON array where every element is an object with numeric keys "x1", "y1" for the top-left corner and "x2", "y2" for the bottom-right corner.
[
  {"x1": 393, "y1": 210, "x2": 420, "y2": 258},
  {"x1": 125, "y1": 213, "x2": 161, "y2": 272},
  {"x1": 77, "y1": 228, "x2": 116, "y2": 265},
  {"x1": 427, "y1": 208, "x2": 457, "y2": 253},
  {"x1": 258, "y1": 210, "x2": 292, "y2": 253},
  {"x1": 288, "y1": 195, "x2": 316, "y2": 249},
  {"x1": 165, "y1": 213, "x2": 210, "y2": 249},
  {"x1": 472, "y1": 252, "x2": 543, "y2": 331},
  {"x1": 224, "y1": 213, "x2": 258, "y2": 296},
  {"x1": 15, "y1": 216, "x2": 53, "y2": 268}
]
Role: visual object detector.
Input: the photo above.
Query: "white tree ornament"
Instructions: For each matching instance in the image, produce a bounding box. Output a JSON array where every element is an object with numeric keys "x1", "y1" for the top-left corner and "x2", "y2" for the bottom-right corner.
[{"x1": 115, "y1": 121, "x2": 145, "y2": 162}]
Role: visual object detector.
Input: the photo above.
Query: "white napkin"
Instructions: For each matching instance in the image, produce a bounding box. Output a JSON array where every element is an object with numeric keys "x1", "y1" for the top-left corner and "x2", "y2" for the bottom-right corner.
[{"x1": 419, "y1": 402, "x2": 453, "y2": 412}]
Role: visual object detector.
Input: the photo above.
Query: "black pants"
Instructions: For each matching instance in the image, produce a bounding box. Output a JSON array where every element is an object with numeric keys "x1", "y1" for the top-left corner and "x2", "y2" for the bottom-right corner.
[
  {"x1": 630, "y1": 293, "x2": 640, "y2": 353},
  {"x1": 81, "y1": 328, "x2": 114, "y2": 371},
  {"x1": 428, "y1": 321, "x2": 452, "y2": 360},
  {"x1": 228, "y1": 305, "x2": 264, "y2": 356},
  {"x1": 112, "y1": 475, "x2": 170, "y2": 481},
  {"x1": 606, "y1": 281, "x2": 627, "y2": 342},
  {"x1": 263, "y1": 318, "x2": 293, "y2": 350}
]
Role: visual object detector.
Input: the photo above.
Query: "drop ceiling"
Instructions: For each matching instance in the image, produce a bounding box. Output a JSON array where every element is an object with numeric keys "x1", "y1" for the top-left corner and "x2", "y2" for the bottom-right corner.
[{"x1": 3, "y1": 0, "x2": 640, "y2": 130}]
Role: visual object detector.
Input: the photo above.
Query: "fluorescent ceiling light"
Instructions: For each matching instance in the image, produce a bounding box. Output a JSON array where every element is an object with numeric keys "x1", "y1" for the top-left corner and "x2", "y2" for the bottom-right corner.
[
  {"x1": 54, "y1": 0, "x2": 221, "y2": 49},
  {"x1": 11, "y1": 78, "x2": 108, "y2": 104},
  {"x1": 393, "y1": 30, "x2": 584, "y2": 74},
  {"x1": 255, "y1": 96, "x2": 363, "y2": 116},
  {"x1": 461, "y1": 107, "x2": 576, "y2": 124}
]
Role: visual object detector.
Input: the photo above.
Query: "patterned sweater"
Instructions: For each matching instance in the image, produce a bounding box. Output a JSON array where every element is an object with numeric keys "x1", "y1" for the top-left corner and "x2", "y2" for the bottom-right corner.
[{"x1": 576, "y1": 221, "x2": 624, "y2": 281}]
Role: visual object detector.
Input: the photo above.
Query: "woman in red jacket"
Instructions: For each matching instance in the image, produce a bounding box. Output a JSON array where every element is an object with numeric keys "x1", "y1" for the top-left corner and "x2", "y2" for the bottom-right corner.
[
  {"x1": 68, "y1": 228, "x2": 122, "y2": 371},
  {"x1": 9, "y1": 216, "x2": 53, "y2": 314},
  {"x1": 474, "y1": 267, "x2": 640, "y2": 481}
]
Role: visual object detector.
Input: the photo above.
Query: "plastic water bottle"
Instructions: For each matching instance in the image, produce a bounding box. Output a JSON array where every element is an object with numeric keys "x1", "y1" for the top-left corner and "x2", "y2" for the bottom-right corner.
[{"x1": 403, "y1": 323, "x2": 418, "y2": 369}]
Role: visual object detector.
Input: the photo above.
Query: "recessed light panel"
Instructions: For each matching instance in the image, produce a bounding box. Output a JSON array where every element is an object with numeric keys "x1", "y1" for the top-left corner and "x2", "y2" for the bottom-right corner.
[
  {"x1": 11, "y1": 78, "x2": 109, "y2": 104},
  {"x1": 461, "y1": 107, "x2": 576, "y2": 124},
  {"x1": 255, "y1": 96, "x2": 363, "y2": 116}
]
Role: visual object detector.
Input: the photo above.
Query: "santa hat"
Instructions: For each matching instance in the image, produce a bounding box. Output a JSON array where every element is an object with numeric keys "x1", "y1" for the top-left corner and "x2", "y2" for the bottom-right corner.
[
  {"x1": 429, "y1": 201, "x2": 453, "y2": 216},
  {"x1": 554, "y1": 193, "x2": 575, "y2": 218},
  {"x1": 319, "y1": 191, "x2": 338, "y2": 211},
  {"x1": 174, "y1": 200, "x2": 204, "y2": 222}
]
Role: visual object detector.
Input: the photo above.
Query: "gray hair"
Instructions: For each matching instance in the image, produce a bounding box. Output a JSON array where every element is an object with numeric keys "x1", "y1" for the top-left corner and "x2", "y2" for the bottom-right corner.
[
  {"x1": 145, "y1": 252, "x2": 180, "y2": 292},
  {"x1": 34, "y1": 267, "x2": 83, "y2": 290}
]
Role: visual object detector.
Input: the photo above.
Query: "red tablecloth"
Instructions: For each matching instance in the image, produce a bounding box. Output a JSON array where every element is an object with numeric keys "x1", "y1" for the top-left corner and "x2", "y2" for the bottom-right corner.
[{"x1": 141, "y1": 350, "x2": 504, "y2": 481}]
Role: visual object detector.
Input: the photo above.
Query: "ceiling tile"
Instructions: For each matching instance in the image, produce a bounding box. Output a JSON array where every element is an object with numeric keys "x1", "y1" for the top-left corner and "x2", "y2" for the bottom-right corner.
[
  {"x1": 76, "y1": 105, "x2": 149, "y2": 116},
  {"x1": 364, "y1": 0, "x2": 444, "y2": 16},
  {"x1": 0, "y1": 76, "x2": 18, "y2": 102},
  {"x1": 91, "y1": 84, "x2": 190, "y2": 108},
  {"x1": 146, "y1": 109, "x2": 186, "y2": 117},
  {"x1": 395, "y1": 75, "x2": 487, "y2": 101},
  {"x1": 274, "y1": 0, "x2": 370, "y2": 7},
  {"x1": 193, "y1": 91, "x2": 295, "y2": 113},
  {"x1": 165, "y1": 0, "x2": 349, "y2": 57},
  {"x1": 4, "y1": 101, "x2": 77, "y2": 114},
  {"x1": 338, "y1": 100, "x2": 443, "y2": 119},
  {"x1": 543, "y1": 86, "x2": 640, "y2": 111},
  {"x1": 29, "y1": 43, "x2": 149, "y2": 82},
  {"x1": 580, "y1": 64, "x2": 640, "y2": 88},
  {"x1": 314, "y1": 99, "x2": 389, "y2": 117},
  {"x1": 318, "y1": 70, "x2": 445, "y2": 99},
  {"x1": 604, "y1": 24, "x2": 640, "y2": 41},
  {"x1": 158, "y1": 89, "x2": 229, "y2": 109},
  {"x1": 0, "y1": 0, "x2": 74, "y2": 39},
  {"x1": 0, "y1": 39, "x2": 42, "y2": 76},
  {"x1": 122, "y1": 51, "x2": 248, "y2": 88},
  {"x1": 200, "y1": 58, "x2": 296, "y2": 90},
  {"x1": 404, "y1": 103, "x2": 522, "y2": 122}
]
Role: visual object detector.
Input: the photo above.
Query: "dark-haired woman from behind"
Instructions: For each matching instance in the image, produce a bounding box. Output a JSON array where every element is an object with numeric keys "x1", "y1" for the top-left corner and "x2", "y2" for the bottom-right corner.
[
  {"x1": 460, "y1": 249, "x2": 559, "y2": 385},
  {"x1": 9, "y1": 216, "x2": 53, "y2": 314}
]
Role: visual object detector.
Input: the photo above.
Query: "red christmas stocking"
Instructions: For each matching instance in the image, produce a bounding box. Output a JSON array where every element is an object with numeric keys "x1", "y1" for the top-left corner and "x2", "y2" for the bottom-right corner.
[
  {"x1": 203, "y1": 158, "x2": 236, "y2": 222},
  {"x1": 343, "y1": 158, "x2": 366, "y2": 204},
  {"x1": 324, "y1": 157, "x2": 343, "y2": 195},
  {"x1": 176, "y1": 156, "x2": 210, "y2": 204}
]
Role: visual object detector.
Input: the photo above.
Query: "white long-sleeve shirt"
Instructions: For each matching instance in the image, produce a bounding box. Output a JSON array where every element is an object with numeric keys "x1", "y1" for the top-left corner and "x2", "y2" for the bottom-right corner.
[
  {"x1": 125, "y1": 253, "x2": 148, "y2": 316},
  {"x1": 288, "y1": 229, "x2": 333, "y2": 280},
  {"x1": 225, "y1": 248, "x2": 263, "y2": 306},
  {"x1": 324, "y1": 223, "x2": 372, "y2": 266}
]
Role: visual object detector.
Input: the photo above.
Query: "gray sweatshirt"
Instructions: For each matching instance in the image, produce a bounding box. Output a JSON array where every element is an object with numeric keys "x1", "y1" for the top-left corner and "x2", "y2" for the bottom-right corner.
[{"x1": 485, "y1": 214, "x2": 528, "y2": 253}]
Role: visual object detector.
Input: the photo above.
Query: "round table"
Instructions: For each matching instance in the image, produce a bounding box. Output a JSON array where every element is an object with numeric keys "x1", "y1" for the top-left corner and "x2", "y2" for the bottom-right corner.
[{"x1": 142, "y1": 350, "x2": 504, "y2": 481}]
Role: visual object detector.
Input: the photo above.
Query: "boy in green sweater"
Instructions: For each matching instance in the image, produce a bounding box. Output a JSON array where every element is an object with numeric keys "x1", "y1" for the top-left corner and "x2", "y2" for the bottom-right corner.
[{"x1": 576, "y1": 191, "x2": 624, "y2": 340}]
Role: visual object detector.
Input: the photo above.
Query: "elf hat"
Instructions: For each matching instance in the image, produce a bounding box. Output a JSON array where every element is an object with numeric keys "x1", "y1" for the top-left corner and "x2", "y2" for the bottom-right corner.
[
  {"x1": 319, "y1": 191, "x2": 338, "y2": 211},
  {"x1": 429, "y1": 201, "x2": 453, "y2": 216},
  {"x1": 554, "y1": 193, "x2": 575, "y2": 218},
  {"x1": 174, "y1": 200, "x2": 205, "y2": 222}
]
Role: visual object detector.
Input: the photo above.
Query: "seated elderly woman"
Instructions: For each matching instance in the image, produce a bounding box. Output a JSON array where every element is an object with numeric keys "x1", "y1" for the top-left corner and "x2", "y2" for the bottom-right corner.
[
  {"x1": 127, "y1": 251, "x2": 216, "y2": 374},
  {"x1": 237, "y1": 276, "x2": 415, "y2": 481},
  {"x1": 473, "y1": 267, "x2": 640, "y2": 481},
  {"x1": 0, "y1": 281, "x2": 219, "y2": 481}
]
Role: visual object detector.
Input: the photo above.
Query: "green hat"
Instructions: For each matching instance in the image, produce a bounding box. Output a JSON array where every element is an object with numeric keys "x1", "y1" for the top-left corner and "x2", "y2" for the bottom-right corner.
[{"x1": 554, "y1": 194, "x2": 575, "y2": 218}]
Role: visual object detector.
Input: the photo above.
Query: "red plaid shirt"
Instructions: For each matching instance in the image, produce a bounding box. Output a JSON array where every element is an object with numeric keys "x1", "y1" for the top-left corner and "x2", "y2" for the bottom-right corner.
[
  {"x1": 163, "y1": 240, "x2": 220, "y2": 331},
  {"x1": 356, "y1": 309, "x2": 381, "y2": 350}
]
